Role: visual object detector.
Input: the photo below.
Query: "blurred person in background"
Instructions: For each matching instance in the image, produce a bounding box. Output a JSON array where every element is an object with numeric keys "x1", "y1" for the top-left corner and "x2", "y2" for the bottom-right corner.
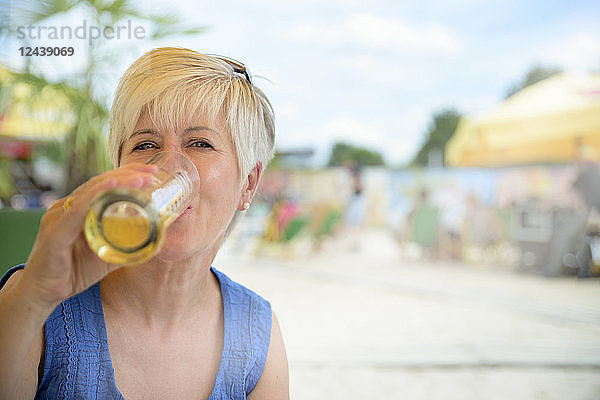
[
  {"x1": 0, "y1": 47, "x2": 289, "y2": 399},
  {"x1": 344, "y1": 162, "x2": 367, "y2": 252},
  {"x1": 571, "y1": 163, "x2": 600, "y2": 277},
  {"x1": 574, "y1": 163, "x2": 600, "y2": 211},
  {"x1": 542, "y1": 163, "x2": 600, "y2": 277},
  {"x1": 406, "y1": 188, "x2": 439, "y2": 258},
  {"x1": 436, "y1": 182, "x2": 467, "y2": 260}
]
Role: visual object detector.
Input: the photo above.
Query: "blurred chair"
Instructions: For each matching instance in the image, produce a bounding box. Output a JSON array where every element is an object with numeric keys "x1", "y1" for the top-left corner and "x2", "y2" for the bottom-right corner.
[
  {"x1": 314, "y1": 208, "x2": 342, "y2": 240},
  {"x1": 281, "y1": 215, "x2": 310, "y2": 242},
  {"x1": 410, "y1": 204, "x2": 439, "y2": 255}
]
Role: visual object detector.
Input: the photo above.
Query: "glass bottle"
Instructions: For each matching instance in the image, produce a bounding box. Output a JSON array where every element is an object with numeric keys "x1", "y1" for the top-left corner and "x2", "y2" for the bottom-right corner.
[{"x1": 84, "y1": 152, "x2": 199, "y2": 265}]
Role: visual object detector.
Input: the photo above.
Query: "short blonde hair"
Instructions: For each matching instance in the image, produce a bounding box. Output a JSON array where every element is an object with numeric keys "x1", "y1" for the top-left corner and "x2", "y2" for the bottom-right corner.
[{"x1": 108, "y1": 47, "x2": 275, "y2": 181}]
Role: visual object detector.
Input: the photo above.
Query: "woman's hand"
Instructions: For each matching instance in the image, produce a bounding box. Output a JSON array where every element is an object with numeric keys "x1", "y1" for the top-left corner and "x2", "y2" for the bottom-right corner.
[{"x1": 15, "y1": 163, "x2": 158, "y2": 313}]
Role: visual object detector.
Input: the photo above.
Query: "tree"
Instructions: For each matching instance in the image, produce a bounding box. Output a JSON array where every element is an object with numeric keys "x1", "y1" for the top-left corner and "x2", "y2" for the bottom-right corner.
[
  {"x1": 1, "y1": 0, "x2": 204, "y2": 195},
  {"x1": 411, "y1": 108, "x2": 461, "y2": 167},
  {"x1": 327, "y1": 142, "x2": 385, "y2": 167},
  {"x1": 504, "y1": 65, "x2": 563, "y2": 98}
]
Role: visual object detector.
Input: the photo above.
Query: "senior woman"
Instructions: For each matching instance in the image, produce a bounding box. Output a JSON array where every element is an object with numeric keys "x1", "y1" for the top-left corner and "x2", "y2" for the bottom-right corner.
[{"x1": 0, "y1": 47, "x2": 289, "y2": 399}]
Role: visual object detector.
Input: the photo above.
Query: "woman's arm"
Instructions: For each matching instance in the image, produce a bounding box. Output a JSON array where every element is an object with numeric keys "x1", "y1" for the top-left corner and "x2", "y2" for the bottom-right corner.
[
  {"x1": 248, "y1": 311, "x2": 289, "y2": 400},
  {"x1": 0, "y1": 272, "x2": 45, "y2": 400}
]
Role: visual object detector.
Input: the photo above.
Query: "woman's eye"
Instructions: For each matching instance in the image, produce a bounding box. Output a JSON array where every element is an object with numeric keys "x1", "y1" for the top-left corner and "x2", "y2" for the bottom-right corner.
[
  {"x1": 190, "y1": 140, "x2": 214, "y2": 149},
  {"x1": 132, "y1": 142, "x2": 157, "y2": 151}
]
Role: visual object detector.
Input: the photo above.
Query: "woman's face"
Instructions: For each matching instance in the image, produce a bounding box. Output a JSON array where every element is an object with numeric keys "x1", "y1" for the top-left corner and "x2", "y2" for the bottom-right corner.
[{"x1": 119, "y1": 110, "x2": 246, "y2": 261}]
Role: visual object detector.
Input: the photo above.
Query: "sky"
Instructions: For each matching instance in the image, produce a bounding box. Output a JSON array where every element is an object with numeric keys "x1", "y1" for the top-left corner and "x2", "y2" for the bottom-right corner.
[{"x1": 2, "y1": 0, "x2": 600, "y2": 166}]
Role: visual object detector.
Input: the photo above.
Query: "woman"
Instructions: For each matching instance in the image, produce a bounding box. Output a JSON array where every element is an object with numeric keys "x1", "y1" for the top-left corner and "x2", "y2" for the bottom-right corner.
[{"x1": 0, "y1": 47, "x2": 289, "y2": 399}]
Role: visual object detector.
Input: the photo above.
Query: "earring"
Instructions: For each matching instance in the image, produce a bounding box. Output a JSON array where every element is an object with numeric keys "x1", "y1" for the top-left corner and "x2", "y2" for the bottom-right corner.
[{"x1": 242, "y1": 202, "x2": 250, "y2": 211}]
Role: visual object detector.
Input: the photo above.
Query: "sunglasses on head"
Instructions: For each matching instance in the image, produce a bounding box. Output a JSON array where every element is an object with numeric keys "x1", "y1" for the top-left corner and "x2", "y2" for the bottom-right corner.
[{"x1": 214, "y1": 55, "x2": 253, "y2": 86}]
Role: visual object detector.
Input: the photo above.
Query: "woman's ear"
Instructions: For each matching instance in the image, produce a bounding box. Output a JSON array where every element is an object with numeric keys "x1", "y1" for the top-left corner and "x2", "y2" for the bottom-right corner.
[{"x1": 239, "y1": 162, "x2": 263, "y2": 211}]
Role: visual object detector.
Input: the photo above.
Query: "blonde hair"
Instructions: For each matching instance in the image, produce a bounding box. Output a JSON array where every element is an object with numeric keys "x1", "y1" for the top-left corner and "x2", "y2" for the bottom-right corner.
[{"x1": 108, "y1": 47, "x2": 275, "y2": 181}]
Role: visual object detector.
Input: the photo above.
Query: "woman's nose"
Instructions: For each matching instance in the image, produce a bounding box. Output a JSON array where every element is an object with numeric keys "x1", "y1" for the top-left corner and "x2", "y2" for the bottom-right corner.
[{"x1": 162, "y1": 141, "x2": 181, "y2": 153}]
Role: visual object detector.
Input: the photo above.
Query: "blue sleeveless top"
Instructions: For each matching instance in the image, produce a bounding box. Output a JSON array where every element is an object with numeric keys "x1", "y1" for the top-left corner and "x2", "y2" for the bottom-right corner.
[{"x1": 0, "y1": 265, "x2": 272, "y2": 399}]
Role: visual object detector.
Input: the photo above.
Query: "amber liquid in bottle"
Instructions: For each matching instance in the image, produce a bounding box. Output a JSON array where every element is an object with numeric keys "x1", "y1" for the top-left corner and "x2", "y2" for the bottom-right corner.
[{"x1": 84, "y1": 167, "x2": 192, "y2": 265}]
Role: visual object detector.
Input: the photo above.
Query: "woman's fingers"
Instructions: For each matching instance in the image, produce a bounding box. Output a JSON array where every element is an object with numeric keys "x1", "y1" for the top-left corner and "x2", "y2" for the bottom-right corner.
[{"x1": 42, "y1": 164, "x2": 158, "y2": 248}]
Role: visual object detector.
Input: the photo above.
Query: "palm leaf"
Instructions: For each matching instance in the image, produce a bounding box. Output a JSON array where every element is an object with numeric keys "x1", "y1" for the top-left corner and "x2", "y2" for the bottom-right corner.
[{"x1": 10, "y1": 0, "x2": 79, "y2": 25}]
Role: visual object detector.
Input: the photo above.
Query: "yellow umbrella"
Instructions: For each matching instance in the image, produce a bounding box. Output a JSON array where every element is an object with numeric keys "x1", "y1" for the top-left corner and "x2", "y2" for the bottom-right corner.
[
  {"x1": 0, "y1": 68, "x2": 75, "y2": 141},
  {"x1": 446, "y1": 73, "x2": 600, "y2": 167}
]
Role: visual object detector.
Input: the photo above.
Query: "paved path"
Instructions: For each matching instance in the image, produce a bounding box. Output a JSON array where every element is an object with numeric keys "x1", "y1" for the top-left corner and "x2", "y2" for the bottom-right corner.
[{"x1": 215, "y1": 230, "x2": 600, "y2": 399}]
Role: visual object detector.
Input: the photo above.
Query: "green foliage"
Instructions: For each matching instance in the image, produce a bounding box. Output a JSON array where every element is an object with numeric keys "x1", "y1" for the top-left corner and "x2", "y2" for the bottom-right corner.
[
  {"x1": 13, "y1": 0, "x2": 79, "y2": 26},
  {"x1": 505, "y1": 65, "x2": 563, "y2": 98},
  {"x1": 411, "y1": 108, "x2": 461, "y2": 167},
  {"x1": 327, "y1": 142, "x2": 385, "y2": 167},
  {"x1": 148, "y1": 14, "x2": 206, "y2": 39},
  {"x1": 35, "y1": 141, "x2": 66, "y2": 164}
]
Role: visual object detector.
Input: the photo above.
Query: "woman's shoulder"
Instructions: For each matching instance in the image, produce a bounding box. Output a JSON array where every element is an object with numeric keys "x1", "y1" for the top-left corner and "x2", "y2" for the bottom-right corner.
[
  {"x1": 210, "y1": 265, "x2": 272, "y2": 352},
  {"x1": 210, "y1": 266, "x2": 270, "y2": 309}
]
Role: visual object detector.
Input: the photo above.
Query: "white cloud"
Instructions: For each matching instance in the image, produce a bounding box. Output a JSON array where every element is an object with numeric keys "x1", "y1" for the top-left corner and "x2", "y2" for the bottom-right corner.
[
  {"x1": 337, "y1": 54, "x2": 406, "y2": 84},
  {"x1": 283, "y1": 13, "x2": 461, "y2": 54},
  {"x1": 277, "y1": 116, "x2": 388, "y2": 164},
  {"x1": 273, "y1": 101, "x2": 300, "y2": 119},
  {"x1": 538, "y1": 32, "x2": 600, "y2": 72},
  {"x1": 320, "y1": 116, "x2": 387, "y2": 148}
]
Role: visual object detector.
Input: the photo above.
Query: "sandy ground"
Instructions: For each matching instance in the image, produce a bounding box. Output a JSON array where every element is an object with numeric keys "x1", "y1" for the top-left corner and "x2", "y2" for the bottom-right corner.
[{"x1": 214, "y1": 229, "x2": 600, "y2": 400}]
